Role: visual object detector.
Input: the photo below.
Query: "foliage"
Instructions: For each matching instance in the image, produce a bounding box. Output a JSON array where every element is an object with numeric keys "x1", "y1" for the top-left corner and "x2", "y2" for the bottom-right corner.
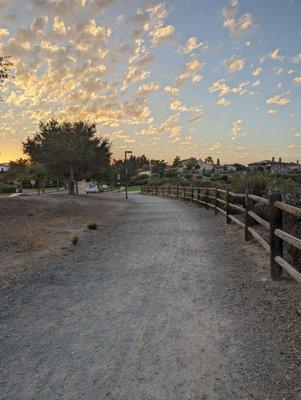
[
  {"x1": 130, "y1": 174, "x2": 149, "y2": 185},
  {"x1": 72, "y1": 235, "x2": 79, "y2": 245},
  {"x1": 231, "y1": 173, "x2": 268, "y2": 195},
  {"x1": 185, "y1": 157, "x2": 200, "y2": 173},
  {"x1": 0, "y1": 181, "x2": 15, "y2": 194},
  {"x1": 87, "y1": 222, "x2": 98, "y2": 230},
  {"x1": 172, "y1": 156, "x2": 181, "y2": 168},
  {"x1": 23, "y1": 120, "x2": 111, "y2": 194},
  {"x1": 6, "y1": 158, "x2": 29, "y2": 190},
  {"x1": 0, "y1": 56, "x2": 13, "y2": 99}
]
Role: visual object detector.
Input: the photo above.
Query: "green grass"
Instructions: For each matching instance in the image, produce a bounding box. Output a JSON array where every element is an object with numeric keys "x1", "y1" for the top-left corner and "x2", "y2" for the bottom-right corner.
[{"x1": 119, "y1": 185, "x2": 142, "y2": 192}]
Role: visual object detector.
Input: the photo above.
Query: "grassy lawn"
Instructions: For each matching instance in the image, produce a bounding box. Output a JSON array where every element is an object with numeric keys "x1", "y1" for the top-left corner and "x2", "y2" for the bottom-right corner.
[{"x1": 118, "y1": 185, "x2": 142, "y2": 192}]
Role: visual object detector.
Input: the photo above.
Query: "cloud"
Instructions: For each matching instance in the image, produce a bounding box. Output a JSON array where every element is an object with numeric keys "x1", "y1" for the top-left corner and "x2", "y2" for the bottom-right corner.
[
  {"x1": 291, "y1": 53, "x2": 301, "y2": 63},
  {"x1": 294, "y1": 132, "x2": 301, "y2": 137},
  {"x1": 0, "y1": 27, "x2": 9, "y2": 38},
  {"x1": 175, "y1": 57, "x2": 203, "y2": 87},
  {"x1": 268, "y1": 49, "x2": 283, "y2": 61},
  {"x1": 209, "y1": 79, "x2": 231, "y2": 97},
  {"x1": 164, "y1": 86, "x2": 179, "y2": 96},
  {"x1": 267, "y1": 109, "x2": 277, "y2": 114},
  {"x1": 266, "y1": 94, "x2": 289, "y2": 106},
  {"x1": 216, "y1": 97, "x2": 230, "y2": 107},
  {"x1": 221, "y1": 0, "x2": 254, "y2": 40},
  {"x1": 251, "y1": 67, "x2": 262, "y2": 76},
  {"x1": 230, "y1": 119, "x2": 244, "y2": 140},
  {"x1": 209, "y1": 142, "x2": 222, "y2": 151},
  {"x1": 151, "y1": 25, "x2": 174, "y2": 46},
  {"x1": 137, "y1": 82, "x2": 159, "y2": 95},
  {"x1": 224, "y1": 56, "x2": 245, "y2": 72},
  {"x1": 121, "y1": 66, "x2": 150, "y2": 91},
  {"x1": 293, "y1": 76, "x2": 301, "y2": 85},
  {"x1": 177, "y1": 36, "x2": 204, "y2": 54}
]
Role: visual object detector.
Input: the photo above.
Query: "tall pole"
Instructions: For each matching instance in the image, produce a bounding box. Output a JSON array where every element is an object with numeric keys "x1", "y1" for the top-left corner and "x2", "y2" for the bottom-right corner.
[{"x1": 125, "y1": 150, "x2": 132, "y2": 199}]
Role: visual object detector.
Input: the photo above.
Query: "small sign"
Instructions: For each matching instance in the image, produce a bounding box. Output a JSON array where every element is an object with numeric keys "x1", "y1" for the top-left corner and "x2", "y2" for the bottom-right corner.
[{"x1": 30, "y1": 179, "x2": 36, "y2": 186}]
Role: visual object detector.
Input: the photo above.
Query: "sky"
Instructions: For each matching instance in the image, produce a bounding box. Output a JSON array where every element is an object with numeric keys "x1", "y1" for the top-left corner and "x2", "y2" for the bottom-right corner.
[{"x1": 0, "y1": 0, "x2": 300, "y2": 164}]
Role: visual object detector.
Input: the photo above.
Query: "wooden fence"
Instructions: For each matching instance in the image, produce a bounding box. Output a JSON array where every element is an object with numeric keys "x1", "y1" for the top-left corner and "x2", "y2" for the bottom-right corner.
[{"x1": 141, "y1": 185, "x2": 301, "y2": 283}]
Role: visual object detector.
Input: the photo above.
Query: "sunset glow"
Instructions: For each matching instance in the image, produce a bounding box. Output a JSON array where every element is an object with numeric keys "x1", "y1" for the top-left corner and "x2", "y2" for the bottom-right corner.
[{"x1": 0, "y1": 0, "x2": 300, "y2": 163}]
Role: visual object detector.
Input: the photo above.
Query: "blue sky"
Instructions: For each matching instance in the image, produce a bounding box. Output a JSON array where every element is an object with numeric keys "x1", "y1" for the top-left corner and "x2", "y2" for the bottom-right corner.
[{"x1": 0, "y1": 0, "x2": 300, "y2": 164}]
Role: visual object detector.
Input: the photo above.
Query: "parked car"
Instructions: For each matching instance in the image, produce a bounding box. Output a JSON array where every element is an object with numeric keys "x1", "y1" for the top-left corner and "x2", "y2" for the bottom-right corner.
[{"x1": 86, "y1": 184, "x2": 98, "y2": 194}]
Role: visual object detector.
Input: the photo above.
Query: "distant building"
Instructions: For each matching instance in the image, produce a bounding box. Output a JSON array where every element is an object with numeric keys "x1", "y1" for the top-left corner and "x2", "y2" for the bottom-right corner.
[
  {"x1": 138, "y1": 170, "x2": 152, "y2": 176},
  {"x1": 0, "y1": 163, "x2": 9, "y2": 173},
  {"x1": 248, "y1": 157, "x2": 300, "y2": 174}
]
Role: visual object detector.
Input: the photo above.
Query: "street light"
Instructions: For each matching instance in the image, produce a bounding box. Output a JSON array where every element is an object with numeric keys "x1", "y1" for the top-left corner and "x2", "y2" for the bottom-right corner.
[{"x1": 125, "y1": 150, "x2": 132, "y2": 199}]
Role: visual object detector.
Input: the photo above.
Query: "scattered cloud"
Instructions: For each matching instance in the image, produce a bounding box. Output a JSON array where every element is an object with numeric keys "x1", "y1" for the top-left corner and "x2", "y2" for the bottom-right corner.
[
  {"x1": 230, "y1": 119, "x2": 244, "y2": 140},
  {"x1": 268, "y1": 49, "x2": 284, "y2": 61},
  {"x1": 251, "y1": 67, "x2": 262, "y2": 76},
  {"x1": 291, "y1": 53, "x2": 301, "y2": 63},
  {"x1": 137, "y1": 82, "x2": 159, "y2": 96},
  {"x1": 293, "y1": 76, "x2": 301, "y2": 85},
  {"x1": 216, "y1": 97, "x2": 230, "y2": 107},
  {"x1": 177, "y1": 36, "x2": 204, "y2": 54},
  {"x1": 164, "y1": 86, "x2": 179, "y2": 96},
  {"x1": 151, "y1": 25, "x2": 175, "y2": 46},
  {"x1": 266, "y1": 94, "x2": 290, "y2": 106},
  {"x1": 221, "y1": 0, "x2": 254, "y2": 40},
  {"x1": 267, "y1": 109, "x2": 277, "y2": 114},
  {"x1": 224, "y1": 56, "x2": 245, "y2": 72}
]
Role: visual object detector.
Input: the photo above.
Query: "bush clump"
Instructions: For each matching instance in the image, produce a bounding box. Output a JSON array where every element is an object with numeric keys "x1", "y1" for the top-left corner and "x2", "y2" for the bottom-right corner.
[
  {"x1": 87, "y1": 222, "x2": 98, "y2": 230},
  {"x1": 72, "y1": 235, "x2": 79, "y2": 245}
]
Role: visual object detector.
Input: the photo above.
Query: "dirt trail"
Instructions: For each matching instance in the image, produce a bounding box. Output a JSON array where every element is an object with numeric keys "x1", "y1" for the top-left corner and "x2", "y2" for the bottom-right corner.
[{"x1": 0, "y1": 193, "x2": 299, "y2": 399}]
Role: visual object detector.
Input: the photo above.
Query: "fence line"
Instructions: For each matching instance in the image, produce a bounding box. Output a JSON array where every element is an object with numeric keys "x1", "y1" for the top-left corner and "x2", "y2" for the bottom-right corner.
[{"x1": 141, "y1": 185, "x2": 301, "y2": 284}]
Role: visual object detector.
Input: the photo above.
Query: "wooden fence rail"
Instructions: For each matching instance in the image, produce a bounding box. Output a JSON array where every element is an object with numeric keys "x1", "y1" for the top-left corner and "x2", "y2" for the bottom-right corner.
[{"x1": 141, "y1": 185, "x2": 301, "y2": 284}]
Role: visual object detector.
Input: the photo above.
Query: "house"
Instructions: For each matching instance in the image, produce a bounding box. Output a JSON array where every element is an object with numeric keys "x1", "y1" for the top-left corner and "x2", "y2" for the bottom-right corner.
[
  {"x1": 248, "y1": 157, "x2": 300, "y2": 174},
  {"x1": 0, "y1": 163, "x2": 9, "y2": 173}
]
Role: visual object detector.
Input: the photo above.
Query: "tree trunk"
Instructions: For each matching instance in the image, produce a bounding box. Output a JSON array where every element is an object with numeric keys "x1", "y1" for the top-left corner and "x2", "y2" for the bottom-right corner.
[
  {"x1": 56, "y1": 177, "x2": 59, "y2": 191},
  {"x1": 38, "y1": 180, "x2": 41, "y2": 195},
  {"x1": 69, "y1": 169, "x2": 75, "y2": 195},
  {"x1": 75, "y1": 180, "x2": 79, "y2": 195},
  {"x1": 42, "y1": 179, "x2": 45, "y2": 194}
]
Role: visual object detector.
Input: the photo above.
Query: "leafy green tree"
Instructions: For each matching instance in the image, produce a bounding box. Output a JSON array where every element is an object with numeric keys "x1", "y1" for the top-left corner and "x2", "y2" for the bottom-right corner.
[
  {"x1": 185, "y1": 157, "x2": 200, "y2": 173},
  {"x1": 172, "y1": 155, "x2": 181, "y2": 168},
  {"x1": 151, "y1": 160, "x2": 167, "y2": 177},
  {"x1": 23, "y1": 120, "x2": 111, "y2": 194},
  {"x1": 7, "y1": 158, "x2": 29, "y2": 191}
]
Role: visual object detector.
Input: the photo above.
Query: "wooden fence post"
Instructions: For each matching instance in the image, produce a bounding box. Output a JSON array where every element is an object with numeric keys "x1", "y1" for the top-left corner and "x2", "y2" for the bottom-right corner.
[
  {"x1": 176, "y1": 186, "x2": 179, "y2": 199},
  {"x1": 198, "y1": 187, "x2": 200, "y2": 204},
  {"x1": 169, "y1": 186, "x2": 171, "y2": 196},
  {"x1": 245, "y1": 189, "x2": 252, "y2": 241},
  {"x1": 183, "y1": 186, "x2": 186, "y2": 201},
  {"x1": 269, "y1": 192, "x2": 283, "y2": 281},
  {"x1": 214, "y1": 188, "x2": 218, "y2": 215},
  {"x1": 226, "y1": 189, "x2": 230, "y2": 224},
  {"x1": 191, "y1": 186, "x2": 194, "y2": 203},
  {"x1": 205, "y1": 185, "x2": 208, "y2": 209},
  {"x1": 155, "y1": 186, "x2": 158, "y2": 196}
]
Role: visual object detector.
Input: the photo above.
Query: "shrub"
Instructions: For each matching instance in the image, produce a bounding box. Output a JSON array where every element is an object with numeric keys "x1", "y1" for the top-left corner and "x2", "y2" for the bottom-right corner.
[
  {"x1": 231, "y1": 173, "x2": 268, "y2": 195},
  {"x1": 0, "y1": 181, "x2": 15, "y2": 194},
  {"x1": 72, "y1": 235, "x2": 79, "y2": 245},
  {"x1": 87, "y1": 222, "x2": 98, "y2": 230},
  {"x1": 130, "y1": 174, "x2": 149, "y2": 185}
]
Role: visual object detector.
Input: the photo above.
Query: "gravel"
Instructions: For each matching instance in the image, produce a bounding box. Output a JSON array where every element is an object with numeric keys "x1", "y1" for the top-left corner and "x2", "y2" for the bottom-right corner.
[{"x1": 0, "y1": 193, "x2": 299, "y2": 399}]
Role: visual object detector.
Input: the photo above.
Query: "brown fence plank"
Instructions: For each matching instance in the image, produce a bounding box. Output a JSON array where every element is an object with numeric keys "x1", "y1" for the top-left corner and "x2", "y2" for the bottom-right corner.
[
  {"x1": 274, "y1": 228, "x2": 301, "y2": 251},
  {"x1": 248, "y1": 210, "x2": 270, "y2": 230},
  {"x1": 248, "y1": 227, "x2": 270, "y2": 253},
  {"x1": 274, "y1": 201, "x2": 301, "y2": 218},
  {"x1": 274, "y1": 256, "x2": 301, "y2": 283}
]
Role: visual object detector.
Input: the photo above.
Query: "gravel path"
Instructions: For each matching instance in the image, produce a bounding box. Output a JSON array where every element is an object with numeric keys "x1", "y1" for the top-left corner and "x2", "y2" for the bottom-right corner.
[{"x1": 0, "y1": 193, "x2": 299, "y2": 399}]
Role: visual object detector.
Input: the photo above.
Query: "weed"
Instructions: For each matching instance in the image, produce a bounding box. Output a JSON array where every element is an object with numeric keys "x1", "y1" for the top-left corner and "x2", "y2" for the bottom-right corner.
[
  {"x1": 87, "y1": 221, "x2": 98, "y2": 230},
  {"x1": 72, "y1": 235, "x2": 79, "y2": 245}
]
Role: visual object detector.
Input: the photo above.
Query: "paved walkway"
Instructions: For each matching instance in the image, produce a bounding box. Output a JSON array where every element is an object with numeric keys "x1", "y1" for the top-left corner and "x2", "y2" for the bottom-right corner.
[{"x1": 0, "y1": 194, "x2": 298, "y2": 399}]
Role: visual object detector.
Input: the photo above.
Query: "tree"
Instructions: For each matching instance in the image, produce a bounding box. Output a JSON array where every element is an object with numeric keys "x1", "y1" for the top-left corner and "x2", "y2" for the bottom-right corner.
[
  {"x1": 185, "y1": 157, "x2": 200, "y2": 173},
  {"x1": 0, "y1": 56, "x2": 13, "y2": 99},
  {"x1": 172, "y1": 156, "x2": 181, "y2": 168},
  {"x1": 7, "y1": 158, "x2": 29, "y2": 191},
  {"x1": 23, "y1": 120, "x2": 111, "y2": 194},
  {"x1": 151, "y1": 160, "x2": 167, "y2": 177}
]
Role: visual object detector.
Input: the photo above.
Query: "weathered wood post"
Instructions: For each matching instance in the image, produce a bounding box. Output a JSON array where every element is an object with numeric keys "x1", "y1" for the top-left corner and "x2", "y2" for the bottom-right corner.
[
  {"x1": 226, "y1": 189, "x2": 230, "y2": 224},
  {"x1": 183, "y1": 186, "x2": 186, "y2": 201},
  {"x1": 269, "y1": 192, "x2": 283, "y2": 281},
  {"x1": 205, "y1": 185, "x2": 209, "y2": 209},
  {"x1": 169, "y1": 186, "x2": 171, "y2": 196},
  {"x1": 191, "y1": 186, "x2": 194, "y2": 203},
  {"x1": 176, "y1": 186, "x2": 179, "y2": 199},
  {"x1": 214, "y1": 187, "x2": 218, "y2": 215},
  {"x1": 163, "y1": 186, "x2": 165, "y2": 196},
  {"x1": 244, "y1": 189, "x2": 253, "y2": 241},
  {"x1": 198, "y1": 187, "x2": 201, "y2": 204},
  {"x1": 155, "y1": 186, "x2": 158, "y2": 196}
]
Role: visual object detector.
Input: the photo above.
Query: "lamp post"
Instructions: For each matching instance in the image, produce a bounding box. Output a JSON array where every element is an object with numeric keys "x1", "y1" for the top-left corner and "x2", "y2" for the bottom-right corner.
[{"x1": 125, "y1": 150, "x2": 132, "y2": 199}]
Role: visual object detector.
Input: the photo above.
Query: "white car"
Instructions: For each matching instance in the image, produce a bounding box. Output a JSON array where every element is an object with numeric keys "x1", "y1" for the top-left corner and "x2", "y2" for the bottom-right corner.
[{"x1": 86, "y1": 184, "x2": 98, "y2": 194}]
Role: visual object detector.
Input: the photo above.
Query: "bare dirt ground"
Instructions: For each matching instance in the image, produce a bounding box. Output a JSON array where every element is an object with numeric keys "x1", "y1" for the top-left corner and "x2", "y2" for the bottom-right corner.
[
  {"x1": 0, "y1": 193, "x2": 128, "y2": 287},
  {"x1": 0, "y1": 193, "x2": 300, "y2": 399}
]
